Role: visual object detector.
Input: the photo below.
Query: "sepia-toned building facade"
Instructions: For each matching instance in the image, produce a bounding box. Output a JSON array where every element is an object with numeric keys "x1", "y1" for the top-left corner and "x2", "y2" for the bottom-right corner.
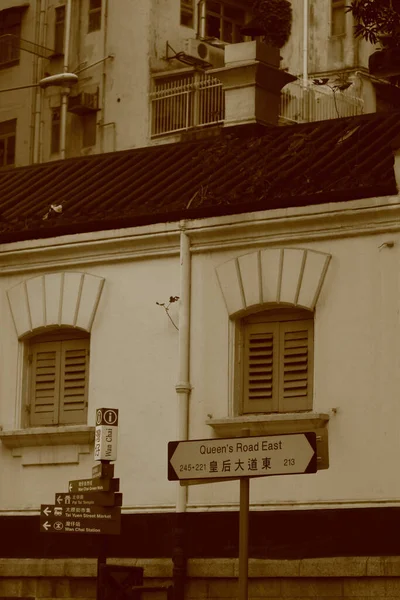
[
  {"x1": 0, "y1": 37, "x2": 400, "y2": 595},
  {"x1": 0, "y1": 0, "x2": 385, "y2": 169}
]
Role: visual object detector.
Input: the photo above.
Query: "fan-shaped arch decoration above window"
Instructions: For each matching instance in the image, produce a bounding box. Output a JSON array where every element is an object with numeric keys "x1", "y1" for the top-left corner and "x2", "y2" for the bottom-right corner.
[
  {"x1": 216, "y1": 248, "x2": 331, "y2": 316},
  {"x1": 7, "y1": 272, "x2": 105, "y2": 338}
]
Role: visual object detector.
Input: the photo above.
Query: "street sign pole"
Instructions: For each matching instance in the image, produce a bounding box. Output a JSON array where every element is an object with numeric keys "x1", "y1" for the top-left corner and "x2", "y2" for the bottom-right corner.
[
  {"x1": 168, "y1": 431, "x2": 319, "y2": 600},
  {"x1": 238, "y1": 428, "x2": 250, "y2": 600},
  {"x1": 239, "y1": 476, "x2": 249, "y2": 600}
]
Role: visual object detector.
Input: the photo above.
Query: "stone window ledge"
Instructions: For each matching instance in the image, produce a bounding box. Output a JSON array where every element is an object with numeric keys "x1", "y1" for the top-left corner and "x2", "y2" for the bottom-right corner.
[
  {"x1": 0, "y1": 425, "x2": 95, "y2": 449},
  {"x1": 206, "y1": 413, "x2": 330, "y2": 437}
]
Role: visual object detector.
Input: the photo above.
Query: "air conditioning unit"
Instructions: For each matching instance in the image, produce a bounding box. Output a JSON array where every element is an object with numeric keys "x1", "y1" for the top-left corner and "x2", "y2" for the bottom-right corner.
[
  {"x1": 68, "y1": 91, "x2": 99, "y2": 115},
  {"x1": 183, "y1": 39, "x2": 225, "y2": 68}
]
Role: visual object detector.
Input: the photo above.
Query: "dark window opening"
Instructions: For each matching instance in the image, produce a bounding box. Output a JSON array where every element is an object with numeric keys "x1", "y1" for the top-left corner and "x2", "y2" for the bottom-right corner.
[
  {"x1": 0, "y1": 119, "x2": 16, "y2": 167},
  {"x1": 88, "y1": 0, "x2": 101, "y2": 32},
  {"x1": 82, "y1": 113, "x2": 97, "y2": 147},
  {"x1": 0, "y1": 8, "x2": 23, "y2": 68},
  {"x1": 331, "y1": 0, "x2": 346, "y2": 36},
  {"x1": 51, "y1": 108, "x2": 61, "y2": 154},
  {"x1": 181, "y1": 0, "x2": 194, "y2": 27},
  {"x1": 203, "y1": 1, "x2": 246, "y2": 43},
  {"x1": 54, "y1": 5, "x2": 65, "y2": 55}
]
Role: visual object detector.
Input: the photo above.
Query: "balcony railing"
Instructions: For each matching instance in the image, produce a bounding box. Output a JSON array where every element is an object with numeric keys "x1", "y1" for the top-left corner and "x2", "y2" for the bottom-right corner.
[
  {"x1": 150, "y1": 72, "x2": 224, "y2": 137},
  {"x1": 281, "y1": 79, "x2": 364, "y2": 123},
  {"x1": 150, "y1": 74, "x2": 364, "y2": 137}
]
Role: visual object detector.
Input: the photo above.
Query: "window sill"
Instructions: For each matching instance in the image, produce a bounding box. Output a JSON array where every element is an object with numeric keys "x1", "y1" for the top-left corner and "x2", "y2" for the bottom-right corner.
[
  {"x1": 0, "y1": 425, "x2": 95, "y2": 449},
  {"x1": 206, "y1": 412, "x2": 330, "y2": 437}
]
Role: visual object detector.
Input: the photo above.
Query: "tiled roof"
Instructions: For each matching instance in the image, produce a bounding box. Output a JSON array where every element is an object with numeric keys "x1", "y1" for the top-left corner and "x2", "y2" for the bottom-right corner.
[{"x1": 0, "y1": 111, "x2": 400, "y2": 243}]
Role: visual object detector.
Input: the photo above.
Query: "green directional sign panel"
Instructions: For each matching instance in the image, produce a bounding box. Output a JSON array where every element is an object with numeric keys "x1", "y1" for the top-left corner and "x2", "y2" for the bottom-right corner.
[
  {"x1": 68, "y1": 478, "x2": 119, "y2": 493},
  {"x1": 40, "y1": 516, "x2": 120, "y2": 535},
  {"x1": 54, "y1": 492, "x2": 122, "y2": 507},
  {"x1": 168, "y1": 432, "x2": 317, "y2": 481},
  {"x1": 41, "y1": 504, "x2": 121, "y2": 520}
]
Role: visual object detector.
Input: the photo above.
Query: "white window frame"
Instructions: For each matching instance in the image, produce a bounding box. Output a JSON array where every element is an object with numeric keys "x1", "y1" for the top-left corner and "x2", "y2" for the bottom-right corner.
[{"x1": 198, "y1": 0, "x2": 247, "y2": 43}]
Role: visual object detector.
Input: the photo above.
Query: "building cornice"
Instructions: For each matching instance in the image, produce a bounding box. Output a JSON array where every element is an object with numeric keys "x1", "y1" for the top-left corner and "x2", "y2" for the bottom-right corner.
[{"x1": 0, "y1": 196, "x2": 398, "y2": 274}]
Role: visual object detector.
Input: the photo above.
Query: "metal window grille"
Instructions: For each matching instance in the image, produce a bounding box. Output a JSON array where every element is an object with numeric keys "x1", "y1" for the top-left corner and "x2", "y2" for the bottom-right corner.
[{"x1": 150, "y1": 72, "x2": 224, "y2": 137}]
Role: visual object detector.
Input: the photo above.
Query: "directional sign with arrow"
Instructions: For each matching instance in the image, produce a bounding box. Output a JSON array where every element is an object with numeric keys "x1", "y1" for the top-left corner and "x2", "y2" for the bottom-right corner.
[
  {"x1": 168, "y1": 432, "x2": 317, "y2": 481},
  {"x1": 68, "y1": 478, "x2": 119, "y2": 493},
  {"x1": 55, "y1": 492, "x2": 123, "y2": 507},
  {"x1": 40, "y1": 517, "x2": 120, "y2": 535},
  {"x1": 41, "y1": 504, "x2": 121, "y2": 520}
]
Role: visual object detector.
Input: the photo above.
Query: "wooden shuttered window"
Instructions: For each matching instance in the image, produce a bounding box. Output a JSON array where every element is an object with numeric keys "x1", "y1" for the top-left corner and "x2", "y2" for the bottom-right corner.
[
  {"x1": 29, "y1": 337, "x2": 89, "y2": 426},
  {"x1": 242, "y1": 315, "x2": 313, "y2": 414}
]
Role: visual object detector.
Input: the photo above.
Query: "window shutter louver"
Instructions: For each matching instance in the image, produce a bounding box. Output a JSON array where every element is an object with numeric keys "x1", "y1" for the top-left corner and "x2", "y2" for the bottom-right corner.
[
  {"x1": 30, "y1": 341, "x2": 61, "y2": 426},
  {"x1": 243, "y1": 322, "x2": 279, "y2": 414},
  {"x1": 240, "y1": 312, "x2": 313, "y2": 414},
  {"x1": 59, "y1": 339, "x2": 89, "y2": 425},
  {"x1": 279, "y1": 320, "x2": 313, "y2": 412}
]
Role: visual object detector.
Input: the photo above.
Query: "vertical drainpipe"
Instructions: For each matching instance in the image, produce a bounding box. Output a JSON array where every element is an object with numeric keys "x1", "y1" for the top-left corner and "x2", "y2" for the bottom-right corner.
[
  {"x1": 33, "y1": 0, "x2": 47, "y2": 163},
  {"x1": 100, "y1": 0, "x2": 109, "y2": 154},
  {"x1": 173, "y1": 223, "x2": 191, "y2": 600},
  {"x1": 303, "y1": 0, "x2": 308, "y2": 86},
  {"x1": 60, "y1": 0, "x2": 72, "y2": 159},
  {"x1": 302, "y1": 0, "x2": 310, "y2": 121}
]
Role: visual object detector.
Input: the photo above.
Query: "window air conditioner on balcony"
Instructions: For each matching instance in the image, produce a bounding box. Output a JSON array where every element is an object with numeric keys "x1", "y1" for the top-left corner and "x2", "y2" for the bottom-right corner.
[
  {"x1": 183, "y1": 39, "x2": 224, "y2": 68},
  {"x1": 68, "y1": 91, "x2": 99, "y2": 115}
]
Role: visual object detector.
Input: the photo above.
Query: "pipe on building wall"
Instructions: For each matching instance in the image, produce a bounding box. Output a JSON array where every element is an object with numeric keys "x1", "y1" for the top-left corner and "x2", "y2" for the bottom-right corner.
[
  {"x1": 303, "y1": 0, "x2": 309, "y2": 86},
  {"x1": 100, "y1": 0, "x2": 109, "y2": 153},
  {"x1": 60, "y1": 0, "x2": 72, "y2": 159},
  {"x1": 198, "y1": 0, "x2": 206, "y2": 38},
  {"x1": 32, "y1": 0, "x2": 47, "y2": 163},
  {"x1": 173, "y1": 224, "x2": 192, "y2": 600}
]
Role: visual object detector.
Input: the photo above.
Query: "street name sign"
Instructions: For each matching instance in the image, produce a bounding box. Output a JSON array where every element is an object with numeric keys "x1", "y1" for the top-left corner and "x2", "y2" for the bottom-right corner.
[
  {"x1": 94, "y1": 408, "x2": 119, "y2": 461},
  {"x1": 68, "y1": 477, "x2": 120, "y2": 493},
  {"x1": 40, "y1": 517, "x2": 121, "y2": 535},
  {"x1": 92, "y1": 462, "x2": 115, "y2": 479},
  {"x1": 41, "y1": 504, "x2": 121, "y2": 520},
  {"x1": 168, "y1": 432, "x2": 317, "y2": 481},
  {"x1": 55, "y1": 491, "x2": 123, "y2": 507}
]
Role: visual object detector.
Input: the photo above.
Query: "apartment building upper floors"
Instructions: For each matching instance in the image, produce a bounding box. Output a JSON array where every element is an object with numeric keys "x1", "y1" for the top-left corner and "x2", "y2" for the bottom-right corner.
[{"x1": 0, "y1": 0, "x2": 387, "y2": 169}]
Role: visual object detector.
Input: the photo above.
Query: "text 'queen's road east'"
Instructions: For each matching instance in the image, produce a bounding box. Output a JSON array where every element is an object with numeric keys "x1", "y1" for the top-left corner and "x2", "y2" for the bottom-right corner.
[{"x1": 168, "y1": 433, "x2": 317, "y2": 481}]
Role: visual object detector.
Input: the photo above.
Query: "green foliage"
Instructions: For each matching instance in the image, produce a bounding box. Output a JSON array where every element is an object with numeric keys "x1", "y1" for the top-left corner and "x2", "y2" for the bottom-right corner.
[
  {"x1": 252, "y1": 0, "x2": 292, "y2": 48},
  {"x1": 347, "y1": 0, "x2": 400, "y2": 47}
]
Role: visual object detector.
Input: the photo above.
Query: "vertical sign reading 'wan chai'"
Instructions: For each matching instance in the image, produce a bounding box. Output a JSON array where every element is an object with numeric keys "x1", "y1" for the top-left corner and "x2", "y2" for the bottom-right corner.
[{"x1": 94, "y1": 408, "x2": 119, "y2": 461}]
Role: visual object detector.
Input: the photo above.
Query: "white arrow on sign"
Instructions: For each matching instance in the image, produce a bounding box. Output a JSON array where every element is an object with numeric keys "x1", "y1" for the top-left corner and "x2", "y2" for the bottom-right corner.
[
  {"x1": 69, "y1": 483, "x2": 73, "y2": 492},
  {"x1": 43, "y1": 506, "x2": 51, "y2": 516},
  {"x1": 42, "y1": 521, "x2": 51, "y2": 531},
  {"x1": 168, "y1": 432, "x2": 317, "y2": 481},
  {"x1": 56, "y1": 495, "x2": 63, "y2": 505}
]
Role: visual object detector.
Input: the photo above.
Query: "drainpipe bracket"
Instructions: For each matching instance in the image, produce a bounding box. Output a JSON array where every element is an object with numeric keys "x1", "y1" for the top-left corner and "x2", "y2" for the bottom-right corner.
[{"x1": 175, "y1": 382, "x2": 192, "y2": 394}]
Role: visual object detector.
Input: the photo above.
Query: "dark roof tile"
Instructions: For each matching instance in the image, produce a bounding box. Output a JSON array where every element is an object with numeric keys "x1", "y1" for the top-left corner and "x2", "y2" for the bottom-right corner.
[{"x1": 0, "y1": 111, "x2": 399, "y2": 242}]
